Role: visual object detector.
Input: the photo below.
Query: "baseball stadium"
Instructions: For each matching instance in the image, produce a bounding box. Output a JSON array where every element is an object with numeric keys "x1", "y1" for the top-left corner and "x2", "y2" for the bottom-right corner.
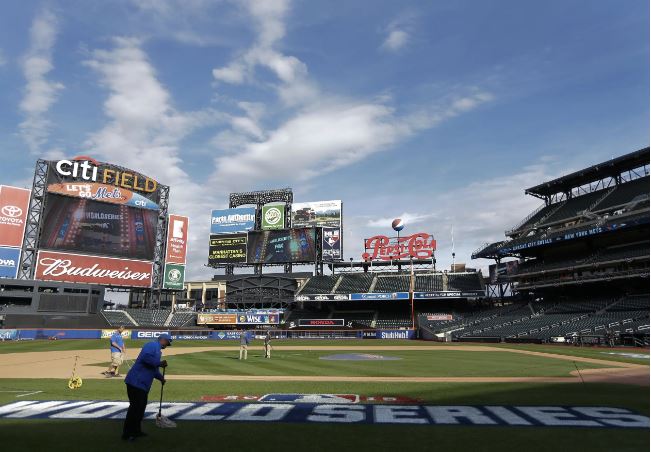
[{"x1": 0, "y1": 147, "x2": 648, "y2": 452}]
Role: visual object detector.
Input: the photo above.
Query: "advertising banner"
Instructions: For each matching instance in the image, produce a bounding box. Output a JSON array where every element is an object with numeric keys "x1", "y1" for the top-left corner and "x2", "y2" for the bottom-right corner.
[
  {"x1": 413, "y1": 291, "x2": 484, "y2": 299},
  {"x1": 165, "y1": 214, "x2": 189, "y2": 264},
  {"x1": 363, "y1": 233, "x2": 436, "y2": 261},
  {"x1": 208, "y1": 233, "x2": 247, "y2": 264},
  {"x1": 322, "y1": 227, "x2": 341, "y2": 260},
  {"x1": 247, "y1": 228, "x2": 317, "y2": 264},
  {"x1": 0, "y1": 185, "x2": 31, "y2": 248},
  {"x1": 350, "y1": 292, "x2": 410, "y2": 300},
  {"x1": 34, "y1": 250, "x2": 153, "y2": 288},
  {"x1": 101, "y1": 329, "x2": 131, "y2": 339},
  {"x1": 210, "y1": 331, "x2": 241, "y2": 340},
  {"x1": 131, "y1": 330, "x2": 171, "y2": 340},
  {"x1": 0, "y1": 329, "x2": 18, "y2": 340},
  {"x1": 0, "y1": 246, "x2": 21, "y2": 278},
  {"x1": 295, "y1": 294, "x2": 350, "y2": 301},
  {"x1": 46, "y1": 182, "x2": 159, "y2": 210},
  {"x1": 47, "y1": 157, "x2": 161, "y2": 204},
  {"x1": 426, "y1": 314, "x2": 453, "y2": 321},
  {"x1": 162, "y1": 263, "x2": 185, "y2": 290},
  {"x1": 376, "y1": 330, "x2": 415, "y2": 339},
  {"x1": 291, "y1": 200, "x2": 341, "y2": 228},
  {"x1": 261, "y1": 204, "x2": 285, "y2": 230},
  {"x1": 293, "y1": 200, "x2": 343, "y2": 261},
  {"x1": 236, "y1": 313, "x2": 280, "y2": 325},
  {"x1": 39, "y1": 194, "x2": 158, "y2": 260},
  {"x1": 210, "y1": 207, "x2": 256, "y2": 234},
  {"x1": 298, "y1": 319, "x2": 345, "y2": 327},
  {"x1": 197, "y1": 313, "x2": 237, "y2": 325},
  {"x1": 17, "y1": 329, "x2": 102, "y2": 340}
]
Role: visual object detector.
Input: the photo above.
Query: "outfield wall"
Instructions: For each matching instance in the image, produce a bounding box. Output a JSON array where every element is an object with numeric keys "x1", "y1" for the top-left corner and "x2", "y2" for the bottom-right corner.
[{"x1": 0, "y1": 328, "x2": 416, "y2": 341}]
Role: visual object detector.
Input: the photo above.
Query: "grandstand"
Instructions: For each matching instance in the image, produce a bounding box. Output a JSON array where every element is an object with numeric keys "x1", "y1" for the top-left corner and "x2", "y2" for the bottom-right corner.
[
  {"x1": 462, "y1": 147, "x2": 649, "y2": 344},
  {"x1": 420, "y1": 294, "x2": 649, "y2": 343}
]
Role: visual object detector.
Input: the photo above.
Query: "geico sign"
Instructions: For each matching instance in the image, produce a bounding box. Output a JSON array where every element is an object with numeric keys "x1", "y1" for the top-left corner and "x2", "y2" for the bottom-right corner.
[
  {"x1": 136, "y1": 331, "x2": 170, "y2": 338},
  {"x1": 55, "y1": 156, "x2": 158, "y2": 194}
]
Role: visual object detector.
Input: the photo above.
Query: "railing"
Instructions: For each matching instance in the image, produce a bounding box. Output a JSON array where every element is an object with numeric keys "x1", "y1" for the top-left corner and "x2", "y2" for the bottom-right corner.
[{"x1": 505, "y1": 202, "x2": 547, "y2": 235}]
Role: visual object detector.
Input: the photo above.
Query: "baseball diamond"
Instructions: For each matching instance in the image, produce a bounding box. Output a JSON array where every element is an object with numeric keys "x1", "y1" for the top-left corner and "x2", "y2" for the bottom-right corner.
[{"x1": 0, "y1": 2, "x2": 650, "y2": 452}]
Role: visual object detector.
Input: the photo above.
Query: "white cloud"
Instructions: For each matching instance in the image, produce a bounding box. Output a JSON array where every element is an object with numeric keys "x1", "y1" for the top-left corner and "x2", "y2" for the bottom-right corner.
[
  {"x1": 208, "y1": 2, "x2": 494, "y2": 193},
  {"x1": 380, "y1": 12, "x2": 417, "y2": 53},
  {"x1": 85, "y1": 37, "x2": 224, "y2": 279},
  {"x1": 18, "y1": 9, "x2": 64, "y2": 153},
  {"x1": 211, "y1": 91, "x2": 493, "y2": 190},
  {"x1": 381, "y1": 29, "x2": 409, "y2": 52},
  {"x1": 343, "y1": 161, "x2": 554, "y2": 272}
]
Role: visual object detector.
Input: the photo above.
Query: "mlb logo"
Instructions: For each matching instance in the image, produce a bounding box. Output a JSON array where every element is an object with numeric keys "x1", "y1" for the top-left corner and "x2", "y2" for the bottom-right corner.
[{"x1": 259, "y1": 394, "x2": 359, "y2": 404}]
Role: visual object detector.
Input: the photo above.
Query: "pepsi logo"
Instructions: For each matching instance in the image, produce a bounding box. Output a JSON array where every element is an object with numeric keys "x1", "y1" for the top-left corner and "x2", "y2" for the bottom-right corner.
[{"x1": 391, "y1": 218, "x2": 404, "y2": 231}]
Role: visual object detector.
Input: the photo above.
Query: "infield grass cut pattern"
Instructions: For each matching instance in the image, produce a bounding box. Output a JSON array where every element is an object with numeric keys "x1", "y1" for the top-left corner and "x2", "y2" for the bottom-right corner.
[{"x1": 160, "y1": 349, "x2": 607, "y2": 377}]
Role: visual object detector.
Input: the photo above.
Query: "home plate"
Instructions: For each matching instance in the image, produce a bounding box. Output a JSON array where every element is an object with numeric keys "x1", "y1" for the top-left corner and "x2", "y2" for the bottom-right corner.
[{"x1": 319, "y1": 353, "x2": 402, "y2": 361}]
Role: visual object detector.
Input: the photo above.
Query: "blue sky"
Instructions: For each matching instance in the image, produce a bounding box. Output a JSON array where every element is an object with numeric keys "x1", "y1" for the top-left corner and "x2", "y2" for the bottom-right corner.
[{"x1": 0, "y1": 0, "x2": 648, "y2": 280}]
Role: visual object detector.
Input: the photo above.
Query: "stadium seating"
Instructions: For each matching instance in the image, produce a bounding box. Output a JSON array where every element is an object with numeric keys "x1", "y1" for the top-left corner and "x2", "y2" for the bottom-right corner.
[
  {"x1": 299, "y1": 275, "x2": 339, "y2": 294},
  {"x1": 374, "y1": 275, "x2": 410, "y2": 292},
  {"x1": 334, "y1": 273, "x2": 375, "y2": 294},
  {"x1": 440, "y1": 295, "x2": 649, "y2": 340},
  {"x1": 537, "y1": 190, "x2": 609, "y2": 226},
  {"x1": 447, "y1": 273, "x2": 483, "y2": 291},
  {"x1": 414, "y1": 274, "x2": 444, "y2": 292},
  {"x1": 102, "y1": 310, "x2": 136, "y2": 327},
  {"x1": 168, "y1": 311, "x2": 197, "y2": 327},
  {"x1": 125, "y1": 309, "x2": 171, "y2": 327},
  {"x1": 591, "y1": 176, "x2": 650, "y2": 212}
]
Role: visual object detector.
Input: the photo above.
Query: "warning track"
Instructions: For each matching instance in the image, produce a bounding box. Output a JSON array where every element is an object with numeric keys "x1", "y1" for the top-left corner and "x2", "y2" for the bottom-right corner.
[{"x1": 0, "y1": 345, "x2": 647, "y2": 385}]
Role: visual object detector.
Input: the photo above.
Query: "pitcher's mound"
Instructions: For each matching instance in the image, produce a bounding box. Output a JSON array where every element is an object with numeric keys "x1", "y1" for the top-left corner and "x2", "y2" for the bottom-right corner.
[{"x1": 320, "y1": 353, "x2": 402, "y2": 361}]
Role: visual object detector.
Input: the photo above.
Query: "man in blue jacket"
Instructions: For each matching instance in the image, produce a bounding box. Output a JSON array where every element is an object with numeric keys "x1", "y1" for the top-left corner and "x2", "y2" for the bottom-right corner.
[{"x1": 122, "y1": 333, "x2": 171, "y2": 441}]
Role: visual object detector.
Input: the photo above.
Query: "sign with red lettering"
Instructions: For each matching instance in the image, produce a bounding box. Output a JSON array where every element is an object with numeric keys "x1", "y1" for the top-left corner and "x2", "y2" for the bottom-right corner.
[
  {"x1": 362, "y1": 233, "x2": 436, "y2": 261},
  {"x1": 165, "y1": 214, "x2": 189, "y2": 264},
  {"x1": 34, "y1": 250, "x2": 153, "y2": 287},
  {"x1": 0, "y1": 185, "x2": 31, "y2": 248}
]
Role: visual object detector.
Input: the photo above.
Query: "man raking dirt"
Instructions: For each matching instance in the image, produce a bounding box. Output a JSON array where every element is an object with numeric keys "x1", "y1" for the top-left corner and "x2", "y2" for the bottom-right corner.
[{"x1": 122, "y1": 333, "x2": 173, "y2": 441}]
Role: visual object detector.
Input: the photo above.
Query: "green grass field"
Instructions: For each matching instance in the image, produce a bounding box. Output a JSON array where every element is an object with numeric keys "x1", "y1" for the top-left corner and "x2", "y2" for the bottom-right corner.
[{"x1": 0, "y1": 339, "x2": 648, "y2": 452}]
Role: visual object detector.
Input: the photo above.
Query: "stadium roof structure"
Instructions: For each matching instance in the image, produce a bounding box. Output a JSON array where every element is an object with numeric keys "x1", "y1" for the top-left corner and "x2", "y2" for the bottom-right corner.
[{"x1": 525, "y1": 147, "x2": 649, "y2": 199}]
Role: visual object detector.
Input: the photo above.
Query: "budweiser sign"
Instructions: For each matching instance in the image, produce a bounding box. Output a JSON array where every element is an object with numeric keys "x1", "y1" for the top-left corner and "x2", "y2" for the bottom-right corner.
[
  {"x1": 35, "y1": 251, "x2": 153, "y2": 287},
  {"x1": 362, "y1": 233, "x2": 436, "y2": 261}
]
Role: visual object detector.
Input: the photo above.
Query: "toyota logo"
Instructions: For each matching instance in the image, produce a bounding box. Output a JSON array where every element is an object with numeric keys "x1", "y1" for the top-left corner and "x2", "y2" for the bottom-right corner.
[{"x1": 1, "y1": 205, "x2": 22, "y2": 218}]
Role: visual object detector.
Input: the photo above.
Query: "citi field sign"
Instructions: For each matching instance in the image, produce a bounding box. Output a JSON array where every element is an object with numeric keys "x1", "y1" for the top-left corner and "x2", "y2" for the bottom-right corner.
[{"x1": 48, "y1": 156, "x2": 161, "y2": 205}]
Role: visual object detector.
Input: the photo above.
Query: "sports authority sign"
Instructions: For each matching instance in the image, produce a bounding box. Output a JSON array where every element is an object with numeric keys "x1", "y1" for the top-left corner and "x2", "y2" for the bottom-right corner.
[
  {"x1": 165, "y1": 214, "x2": 189, "y2": 264},
  {"x1": 0, "y1": 185, "x2": 31, "y2": 248},
  {"x1": 362, "y1": 233, "x2": 436, "y2": 261},
  {"x1": 34, "y1": 250, "x2": 153, "y2": 288}
]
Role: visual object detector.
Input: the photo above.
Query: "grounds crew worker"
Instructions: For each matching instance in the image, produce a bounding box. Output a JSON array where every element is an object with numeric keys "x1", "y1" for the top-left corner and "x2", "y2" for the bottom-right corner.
[
  {"x1": 105, "y1": 326, "x2": 126, "y2": 377},
  {"x1": 264, "y1": 331, "x2": 272, "y2": 359},
  {"x1": 239, "y1": 331, "x2": 250, "y2": 360},
  {"x1": 122, "y1": 333, "x2": 171, "y2": 441}
]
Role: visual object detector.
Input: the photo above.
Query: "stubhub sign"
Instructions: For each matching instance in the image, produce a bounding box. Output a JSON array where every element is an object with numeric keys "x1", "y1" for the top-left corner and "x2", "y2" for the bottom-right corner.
[{"x1": 377, "y1": 330, "x2": 415, "y2": 339}]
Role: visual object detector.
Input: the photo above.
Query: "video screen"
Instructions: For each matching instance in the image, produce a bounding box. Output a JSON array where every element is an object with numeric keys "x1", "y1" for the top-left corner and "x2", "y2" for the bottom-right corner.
[
  {"x1": 246, "y1": 228, "x2": 317, "y2": 264},
  {"x1": 208, "y1": 233, "x2": 248, "y2": 264},
  {"x1": 39, "y1": 194, "x2": 157, "y2": 260}
]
